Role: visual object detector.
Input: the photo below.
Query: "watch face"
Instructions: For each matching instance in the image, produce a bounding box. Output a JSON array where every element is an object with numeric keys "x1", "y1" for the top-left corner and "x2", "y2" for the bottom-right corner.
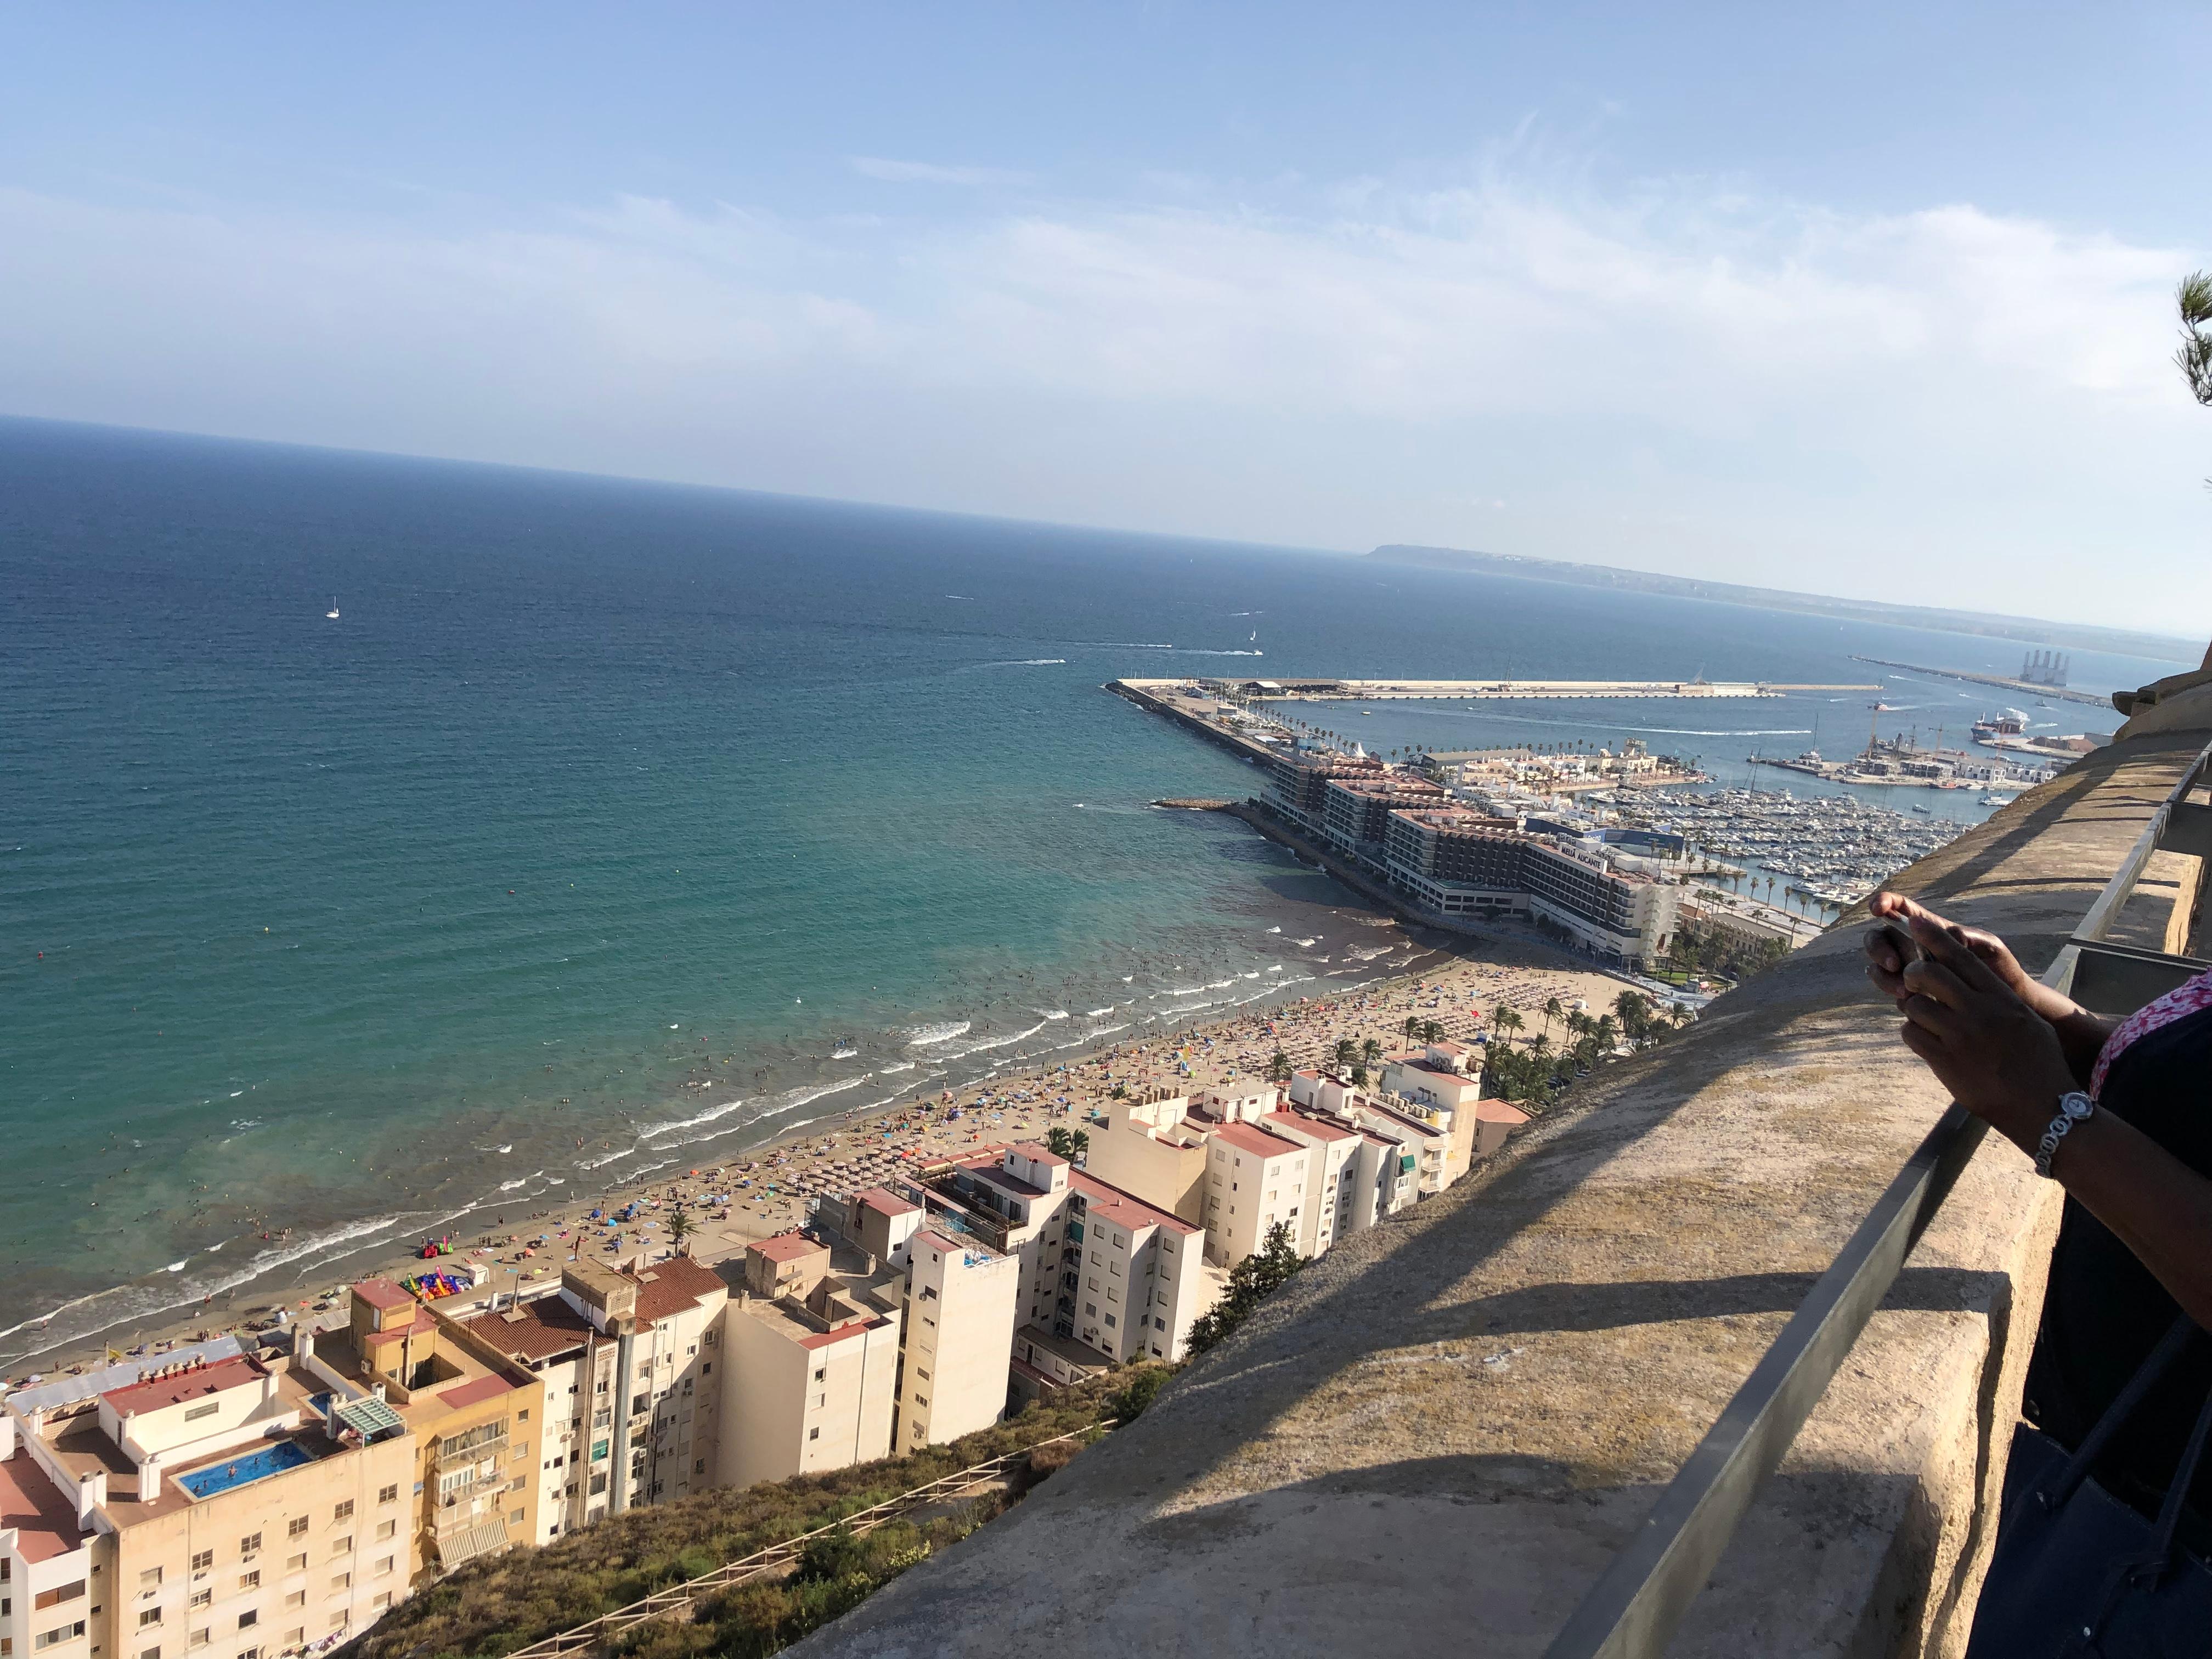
[{"x1": 2063, "y1": 1094, "x2": 2094, "y2": 1121}]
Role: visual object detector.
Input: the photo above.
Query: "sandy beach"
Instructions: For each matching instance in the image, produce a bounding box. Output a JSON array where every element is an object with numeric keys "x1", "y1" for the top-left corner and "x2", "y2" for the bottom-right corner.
[{"x1": 8, "y1": 933, "x2": 1635, "y2": 1386}]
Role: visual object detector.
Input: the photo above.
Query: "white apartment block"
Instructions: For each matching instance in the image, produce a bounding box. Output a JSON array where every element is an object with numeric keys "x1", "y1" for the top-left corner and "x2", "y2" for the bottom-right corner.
[
  {"x1": 894, "y1": 1230, "x2": 1020, "y2": 1450},
  {"x1": 1200, "y1": 1120, "x2": 1316, "y2": 1267},
  {"x1": 718, "y1": 1245, "x2": 901, "y2": 1491},
  {"x1": 923, "y1": 1145, "x2": 1209, "y2": 1372},
  {"x1": 461, "y1": 1255, "x2": 727, "y2": 1541},
  {"x1": 1254, "y1": 1108, "x2": 1362, "y2": 1257}
]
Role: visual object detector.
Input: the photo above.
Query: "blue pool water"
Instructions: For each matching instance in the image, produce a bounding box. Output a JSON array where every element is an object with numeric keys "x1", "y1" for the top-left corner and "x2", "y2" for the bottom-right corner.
[{"x1": 175, "y1": 1439, "x2": 315, "y2": 1499}]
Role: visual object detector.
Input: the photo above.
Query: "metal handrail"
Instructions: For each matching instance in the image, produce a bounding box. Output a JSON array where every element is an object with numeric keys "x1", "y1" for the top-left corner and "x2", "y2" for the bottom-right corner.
[{"x1": 1544, "y1": 733, "x2": 2212, "y2": 1659}]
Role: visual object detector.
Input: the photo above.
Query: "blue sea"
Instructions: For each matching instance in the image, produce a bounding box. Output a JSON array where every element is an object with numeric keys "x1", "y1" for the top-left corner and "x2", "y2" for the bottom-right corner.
[{"x1": 0, "y1": 417, "x2": 2187, "y2": 1362}]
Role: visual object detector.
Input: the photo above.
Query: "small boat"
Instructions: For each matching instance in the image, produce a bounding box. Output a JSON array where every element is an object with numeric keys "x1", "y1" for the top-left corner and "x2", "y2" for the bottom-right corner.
[
  {"x1": 1979, "y1": 794, "x2": 2008, "y2": 806},
  {"x1": 325, "y1": 596, "x2": 340, "y2": 619}
]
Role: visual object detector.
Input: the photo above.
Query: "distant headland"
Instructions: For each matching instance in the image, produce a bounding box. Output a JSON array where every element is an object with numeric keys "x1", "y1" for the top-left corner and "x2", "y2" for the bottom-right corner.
[{"x1": 1368, "y1": 545, "x2": 2198, "y2": 663}]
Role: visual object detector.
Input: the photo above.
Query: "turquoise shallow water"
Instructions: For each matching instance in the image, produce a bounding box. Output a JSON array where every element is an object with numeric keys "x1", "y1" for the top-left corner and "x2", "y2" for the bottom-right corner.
[{"x1": 0, "y1": 417, "x2": 2185, "y2": 1361}]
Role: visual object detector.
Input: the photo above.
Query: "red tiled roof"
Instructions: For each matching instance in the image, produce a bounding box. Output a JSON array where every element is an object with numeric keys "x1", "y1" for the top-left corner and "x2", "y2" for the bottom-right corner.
[
  {"x1": 352, "y1": 1279, "x2": 414, "y2": 1311},
  {"x1": 627, "y1": 1255, "x2": 729, "y2": 1324},
  {"x1": 796, "y1": 1317, "x2": 889, "y2": 1350},
  {"x1": 462, "y1": 1296, "x2": 594, "y2": 1363},
  {"x1": 436, "y1": 1374, "x2": 514, "y2": 1411},
  {"x1": 1069, "y1": 1170, "x2": 1198, "y2": 1236},
  {"x1": 856, "y1": 1187, "x2": 919, "y2": 1217},
  {"x1": 1260, "y1": 1110, "x2": 1358, "y2": 1144},
  {"x1": 1009, "y1": 1142, "x2": 1069, "y2": 1167},
  {"x1": 102, "y1": 1355, "x2": 264, "y2": 1417},
  {"x1": 0, "y1": 1450, "x2": 83, "y2": 1564},
  {"x1": 1211, "y1": 1121, "x2": 1305, "y2": 1161},
  {"x1": 1474, "y1": 1100, "x2": 1531, "y2": 1125},
  {"x1": 751, "y1": 1233, "x2": 828, "y2": 1265}
]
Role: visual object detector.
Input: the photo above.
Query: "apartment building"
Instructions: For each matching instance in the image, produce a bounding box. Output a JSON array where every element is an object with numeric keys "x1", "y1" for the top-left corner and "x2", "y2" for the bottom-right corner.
[
  {"x1": 303, "y1": 1280, "x2": 545, "y2": 1584},
  {"x1": 1199, "y1": 1120, "x2": 1316, "y2": 1267},
  {"x1": 1253, "y1": 1108, "x2": 1362, "y2": 1257},
  {"x1": 718, "y1": 1243, "x2": 901, "y2": 1490},
  {"x1": 893, "y1": 1231, "x2": 1020, "y2": 1449},
  {"x1": 1052, "y1": 1177, "x2": 1205, "y2": 1364},
  {"x1": 921, "y1": 1146, "x2": 1207, "y2": 1369},
  {"x1": 3, "y1": 1334, "x2": 420, "y2": 1659},
  {"x1": 1080, "y1": 1091, "x2": 1208, "y2": 1225},
  {"x1": 460, "y1": 1255, "x2": 727, "y2": 1542}
]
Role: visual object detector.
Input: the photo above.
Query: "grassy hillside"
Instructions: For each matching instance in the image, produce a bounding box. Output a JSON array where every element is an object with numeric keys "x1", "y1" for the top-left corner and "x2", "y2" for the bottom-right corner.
[{"x1": 343, "y1": 1370, "x2": 1154, "y2": 1659}]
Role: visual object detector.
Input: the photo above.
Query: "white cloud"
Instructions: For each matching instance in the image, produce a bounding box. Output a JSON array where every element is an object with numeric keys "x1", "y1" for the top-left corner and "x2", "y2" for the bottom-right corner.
[
  {"x1": 0, "y1": 167, "x2": 2203, "y2": 630},
  {"x1": 850, "y1": 157, "x2": 1032, "y2": 187}
]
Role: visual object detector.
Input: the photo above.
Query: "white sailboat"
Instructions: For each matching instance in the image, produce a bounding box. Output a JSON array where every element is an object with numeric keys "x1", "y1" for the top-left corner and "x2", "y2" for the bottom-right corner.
[{"x1": 325, "y1": 596, "x2": 340, "y2": 619}]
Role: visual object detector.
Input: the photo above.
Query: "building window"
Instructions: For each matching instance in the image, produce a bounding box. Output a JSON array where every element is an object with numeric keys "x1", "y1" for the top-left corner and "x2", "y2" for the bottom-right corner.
[
  {"x1": 236, "y1": 1612, "x2": 257, "y2": 1632},
  {"x1": 329, "y1": 1576, "x2": 349, "y2": 1593},
  {"x1": 371, "y1": 1593, "x2": 392, "y2": 1612},
  {"x1": 374, "y1": 1520, "x2": 395, "y2": 1542},
  {"x1": 374, "y1": 1558, "x2": 393, "y2": 1578},
  {"x1": 137, "y1": 1570, "x2": 162, "y2": 1593},
  {"x1": 238, "y1": 1574, "x2": 258, "y2": 1593},
  {"x1": 239, "y1": 1534, "x2": 261, "y2": 1557},
  {"x1": 283, "y1": 1594, "x2": 304, "y2": 1611},
  {"x1": 377, "y1": 1485, "x2": 398, "y2": 1505},
  {"x1": 330, "y1": 1539, "x2": 350, "y2": 1558},
  {"x1": 808, "y1": 1428, "x2": 820, "y2": 1442},
  {"x1": 286, "y1": 1518, "x2": 307, "y2": 1539},
  {"x1": 812, "y1": 1368, "x2": 825, "y2": 1381},
  {"x1": 137, "y1": 1611, "x2": 161, "y2": 1630},
  {"x1": 285, "y1": 1557, "x2": 305, "y2": 1574},
  {"x1": 187, "y1": 1594, "x2": 208, "y2": 1613},
  {"x1": 332, "y1": 1501, "x2": 353, "y2": 1522},
  {"x1": 139, "y1": 1648, "x2": 159, "y2": 1659},
  {"x1": 187, "y1": 1634, "x2": 208, "y2": 1652},
  {"x1": 35, "y1": 1621, "x2": 85, "y2": 1650},
  {"x1": 33, "y1": 1585, "x2": 85, "y2": 1611},
  {"x1": 325, "y1": 1615, "x2": 346, "y2": 1633}
]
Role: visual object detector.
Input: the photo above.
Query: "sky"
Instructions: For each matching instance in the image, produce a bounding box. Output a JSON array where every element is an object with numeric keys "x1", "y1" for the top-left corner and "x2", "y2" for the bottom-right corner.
[{"x1": 3, "y1": 3, "x2": 2210, "y2": 633}]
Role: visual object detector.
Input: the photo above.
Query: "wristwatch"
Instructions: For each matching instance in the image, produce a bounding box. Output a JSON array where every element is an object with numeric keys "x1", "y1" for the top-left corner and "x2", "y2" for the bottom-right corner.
[{"x1": 2034, "y1": 1091, "x2": 2096, "y2": 1179}]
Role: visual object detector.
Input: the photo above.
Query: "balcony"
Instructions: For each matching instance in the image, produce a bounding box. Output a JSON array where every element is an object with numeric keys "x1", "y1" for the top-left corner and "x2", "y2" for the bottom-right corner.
[{"x1": 795, "y1": 711, "x2": 2212, "y2": 1655}]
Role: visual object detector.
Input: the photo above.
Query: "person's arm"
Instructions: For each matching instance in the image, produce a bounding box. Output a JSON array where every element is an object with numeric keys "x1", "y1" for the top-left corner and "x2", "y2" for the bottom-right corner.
[
  {"x1": 1895, "y1": 915, "x2": 2212, "y2": 1330},
  {"x1": 1865, "y1": 890, "x2": 2117, "y2": 1087}
]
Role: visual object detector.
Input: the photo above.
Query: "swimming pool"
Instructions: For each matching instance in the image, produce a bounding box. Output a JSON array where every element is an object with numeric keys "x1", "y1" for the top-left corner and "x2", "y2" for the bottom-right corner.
[{"x1": 174, "y1": 1440, "x2": 314, "y2": 1499}]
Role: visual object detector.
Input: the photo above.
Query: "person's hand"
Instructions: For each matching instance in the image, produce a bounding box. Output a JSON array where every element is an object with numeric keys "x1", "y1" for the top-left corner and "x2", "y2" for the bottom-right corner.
[
  {"x1": 1894, "y1": 913, "x2": 2079, "y2": 1152},
  {"x1": 1864, "y1": 891, "x2": 2052, "y2": 1015}
]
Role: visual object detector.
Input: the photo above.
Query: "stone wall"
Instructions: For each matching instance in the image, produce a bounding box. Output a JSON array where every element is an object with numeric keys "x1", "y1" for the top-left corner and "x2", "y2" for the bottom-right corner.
[{"x1": 794, "y1": 721, "x2": 2211, "y2": 1659}]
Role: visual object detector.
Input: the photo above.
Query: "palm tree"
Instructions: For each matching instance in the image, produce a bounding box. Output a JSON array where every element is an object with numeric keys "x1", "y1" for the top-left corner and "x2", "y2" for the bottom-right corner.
[
  {"x1": 1529, "y1": 1032, "x2": 1550, "y2": 1060},
  {"x1": 1419, "y1": 1019, "x2": 1443, "y2": 1043},
  {"x1": 667, "y1": 1208, "x2": 694, "y2": 1256},
  {"x1": 1070, "y1": 1130, "x2": 1090, "y2": 1160},
  {"x1": 1046, "y1": 1126, "x2": 1077, "y2": 1158},
  {"x1": 1359, "y1": 1036, "x2": 1381, "y2": 1066},
  {"x1": 1266, "y1": 1049, "x2": 1292, "y2": 1084},
  {"x1": 1542, "y1": 996, "x2": 1563, "y2": 1041},
  {"x1": 1333, "y1": 1037, "x2": 1359, "y2": 1069},
  {"x1": 1402, "y1": 1014, "x2": 1421, "y2": 1040}
]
